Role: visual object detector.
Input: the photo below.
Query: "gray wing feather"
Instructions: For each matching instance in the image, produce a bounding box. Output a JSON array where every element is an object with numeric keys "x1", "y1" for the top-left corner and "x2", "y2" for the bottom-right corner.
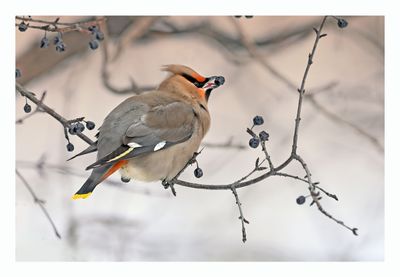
[
  {"x1": 97, "y1": 97, "x2": 149, "y2": 159},
  {"x1": 123, "y1": 101, "x2": 196, "y2": 147},
  {"x1": 95, "y1": 97, "x2": 196, "y2": 165}
]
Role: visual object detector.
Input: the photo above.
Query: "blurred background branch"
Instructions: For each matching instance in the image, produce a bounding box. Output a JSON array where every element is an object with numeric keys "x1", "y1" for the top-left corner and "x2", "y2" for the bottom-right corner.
[{"x1": 16, "y1": 169, "x2": 61, "y2": 239}]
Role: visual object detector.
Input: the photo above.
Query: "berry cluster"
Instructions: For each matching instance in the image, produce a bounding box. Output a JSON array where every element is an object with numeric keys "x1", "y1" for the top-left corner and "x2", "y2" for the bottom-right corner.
[
  {"x1": 65, "y1": 119, "x2": 96, "y2": 152},
  {"x1": 88, "y1": 26, "x2": 104, "y2": 50},
  {"x1": 247, "y1": 115, "x2": 269, "y2": 149},
  {"x1": 16, "y1": 17, "x2": 107, "y2": 53},
  {"x1": 68, "y1": 120, "x2": 96, "y2": 135}
]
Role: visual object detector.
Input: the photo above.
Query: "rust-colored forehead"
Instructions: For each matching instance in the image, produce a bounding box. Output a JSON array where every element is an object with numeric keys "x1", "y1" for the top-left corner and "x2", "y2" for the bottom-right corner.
[{"x1": 161, "y1": 64, "x2": 206, "y2": 82}]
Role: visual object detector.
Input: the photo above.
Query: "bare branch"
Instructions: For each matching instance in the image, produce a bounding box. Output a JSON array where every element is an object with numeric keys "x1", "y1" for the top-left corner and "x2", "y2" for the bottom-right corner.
[
  {"x1": 293, "y1": 155, "x2": 357, "y2": 235},
  {"x1": 16, "y1": 82, "x2": 95, "y2": 146},
  {"x1": 16, "y1": 90, "x2": 47, "y2": 124},
  {"x1": 15, "y1": 16, "x2": 106, "y2": 34},
  {"x1": 291, "y1": 16, "x2": 328, "y2": 156}
]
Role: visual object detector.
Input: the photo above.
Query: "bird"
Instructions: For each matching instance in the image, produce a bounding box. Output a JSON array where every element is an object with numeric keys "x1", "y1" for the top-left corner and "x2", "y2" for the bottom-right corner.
[{"x1": 71, "y1": 64, "x2": 225, "y2": 199}]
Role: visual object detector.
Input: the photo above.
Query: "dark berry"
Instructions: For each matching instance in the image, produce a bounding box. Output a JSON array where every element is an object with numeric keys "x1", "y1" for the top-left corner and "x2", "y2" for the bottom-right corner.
[
  {"x1": 68, "y1": 125, "x2": 78, "y2": 135},
  {"x1": 95, "y1": 31, "x2": 104, "y2": 41},
  {"x1": 249, "y1": 137, "x2": 260, "y2": 148},
  {"x1": 66, "y1": 143, "x2": 74, "y2": 152},
  {"x1": 86, "y1": 121, "x2": 95, "y2": 130},
  {"x1": 40, "y1": 37, "x2": 49, "y2": 48},
  {"x1": 259, "y1": 131, "x2": 269, "y2": 141},
  {"x1": 16, "y1": 69, "x2": 21, "y2": 78},
  {"x1": 296, "y1": 196, "x2": 306, "y2": 205},
  {"x1": 55, "y1": 42, "x2": 66, "y2": 52},
  {"x1": 23, "y1": 103, "x2": 32, "y2": 113},
  {"x1": 245, "y1": 16, "x2": 253, "y2": 18},
  {"x1": 194, "y1": 167, "x2": 203, "y2": 178},
  {"x1": 53, "y1": 35, "x2": 62, "y2": 44},
  {"x1": 18, "y1": 22, "x2": 28, "y2": 32},
  {"x1": 75, "y1": 122, "x2": 85, "y2": 133},
  {"x1": 253, "y1": 115, "x2": 264, "y2": 126},
  {"x1": 337, "y1": 19, "x2": 348, "y2": 29},
  {"x1": 89, "y1": 39, "x2": 99, "y2": 50},
  {"x1": 121, "y1": 176, "x2": 130, "y2": 183},
  {"x1": 88, "y1": 26, "x2": 98, "y2": 34}
]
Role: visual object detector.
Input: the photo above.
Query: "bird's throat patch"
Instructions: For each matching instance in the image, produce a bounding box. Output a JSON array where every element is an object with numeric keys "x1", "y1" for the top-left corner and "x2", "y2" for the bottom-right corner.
[{"x1": 197, "y1": 88, "x2": 206, "y2": 99}]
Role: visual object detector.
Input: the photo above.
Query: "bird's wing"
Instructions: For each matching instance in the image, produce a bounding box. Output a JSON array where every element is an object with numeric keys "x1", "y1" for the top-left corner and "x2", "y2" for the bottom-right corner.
[
  {"x1": 67, "y1": 142, "x2": 98, "y2": 161},
  {"x1": 86, "y1": 101, "x2": 196, "y2": 170}
]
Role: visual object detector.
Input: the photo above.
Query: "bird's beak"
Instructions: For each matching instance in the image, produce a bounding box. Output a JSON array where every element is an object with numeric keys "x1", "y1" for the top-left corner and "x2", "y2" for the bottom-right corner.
[{"x1": 202, "y1": 76, "x2": 225, "y2": 90}]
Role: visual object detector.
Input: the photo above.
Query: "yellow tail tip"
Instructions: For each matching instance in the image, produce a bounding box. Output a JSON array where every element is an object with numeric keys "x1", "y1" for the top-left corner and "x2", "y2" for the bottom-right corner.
[{"x1": 72, "y1": 192, "x2": 92, "y2": 200}]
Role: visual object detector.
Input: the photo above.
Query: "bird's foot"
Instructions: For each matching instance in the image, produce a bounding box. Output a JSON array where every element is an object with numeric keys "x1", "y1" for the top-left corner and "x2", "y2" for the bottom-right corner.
[
  {"x1": 188, "y1": 152, "x2": 200, "y2": 165},
  {"x1": 162, "y1": 180, "x2": 177, "y2": 197}
]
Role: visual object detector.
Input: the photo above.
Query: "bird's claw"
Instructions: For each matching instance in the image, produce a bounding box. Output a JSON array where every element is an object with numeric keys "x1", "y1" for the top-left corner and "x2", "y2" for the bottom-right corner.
[
  {"x1": 162, "y1": 180, "x2": 177, "y2": 196},
  {"x1": 188, "y1": 152, "x2": 200, "y2": 165}
]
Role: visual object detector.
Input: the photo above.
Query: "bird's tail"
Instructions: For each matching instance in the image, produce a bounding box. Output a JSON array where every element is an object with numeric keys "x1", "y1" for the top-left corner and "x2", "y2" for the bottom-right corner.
[{"x1": 72, "y1": 160, "x2": 128, "y2": 200}]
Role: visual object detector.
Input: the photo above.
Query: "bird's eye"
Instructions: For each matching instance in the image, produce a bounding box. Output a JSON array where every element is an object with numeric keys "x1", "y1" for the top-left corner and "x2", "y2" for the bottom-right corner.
[
  {"x1": 182, "y1": 73, "x2": 205, "y2": 88},
  {"x1": 193, "y1": 81, "x2": 202, "y2": 88}
]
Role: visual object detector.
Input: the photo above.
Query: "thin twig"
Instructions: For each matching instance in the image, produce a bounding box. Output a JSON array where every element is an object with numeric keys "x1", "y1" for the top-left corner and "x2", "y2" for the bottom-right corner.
[
  {"x1": 16, "y1": 169, "x2": 61, "y2": 239},
  {"x1": 293, "y1": 155, "x2": 357, "y2": 235},
  {"x1": 260, "y1": 140, "x2": 274, "y2": 171},
  {"x1": 291, "y1": 16, "x2": 328, "y2": 155},
  {"x1": 230, "y1": 186, "x2": 249, "y2": 243}
]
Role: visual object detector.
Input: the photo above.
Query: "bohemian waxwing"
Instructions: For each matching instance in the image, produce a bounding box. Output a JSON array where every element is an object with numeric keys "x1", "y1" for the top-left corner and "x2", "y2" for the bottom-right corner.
[{"x1": 71, "y1": 64, "x2": 225, "y2": 199}]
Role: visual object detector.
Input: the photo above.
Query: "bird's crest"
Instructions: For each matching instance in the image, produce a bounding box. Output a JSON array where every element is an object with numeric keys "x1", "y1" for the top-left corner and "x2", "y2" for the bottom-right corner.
[{"x1": 161, "y1": 64, "x2": 206, "y2": 83}]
